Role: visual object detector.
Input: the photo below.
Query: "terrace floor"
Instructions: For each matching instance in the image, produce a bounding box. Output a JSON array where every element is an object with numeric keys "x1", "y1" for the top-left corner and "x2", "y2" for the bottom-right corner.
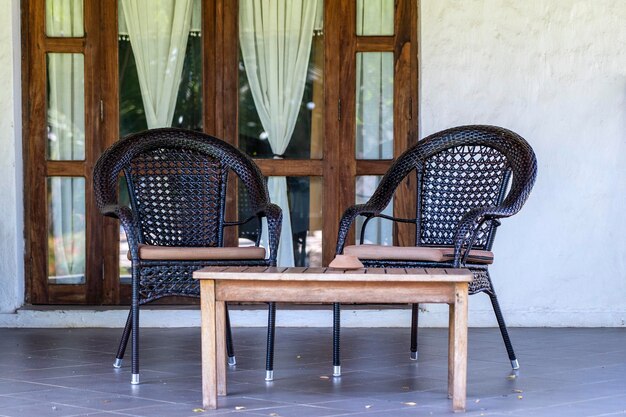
[{"x1": 0, "y1": 327, "x2": 624, "y2": 417}]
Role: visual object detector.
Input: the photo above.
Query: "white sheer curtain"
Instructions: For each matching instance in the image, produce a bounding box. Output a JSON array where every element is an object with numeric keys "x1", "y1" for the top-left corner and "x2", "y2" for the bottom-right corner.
[
  {"x1": 46, "y1": 0, "x2": 86, "y2": 280},
  {"x1": 239, "y1": 0, "x2": 319, "y2": 267},
  {"x1": 120, "y1": 0, "x2": 194, "y2": 128},
  {"x1": 355, "y1": 0, "x2": 394, "y2": 245}
]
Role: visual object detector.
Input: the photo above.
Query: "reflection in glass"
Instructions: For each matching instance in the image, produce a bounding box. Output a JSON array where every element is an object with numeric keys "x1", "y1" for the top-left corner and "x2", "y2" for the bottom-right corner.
[
  {"x1": 48, "y1": 177, "x2": 86, "y2": 284},
  {"x1": 46, "y1": 0, "x2": 84, "y2": 37},
  {"x1": 356, "y1": 176, "x2": 392, "y2": 245},
  {"x1": 47, "y1": 53, "x2": 85, "y2": 161},
  {"x1": 239, "y1": 177, "x2": 323, "y2": 267},
  {"x1": 356, "y1": 0, "x2": 394, "y2": 36},
  {"x1": 356, "y1": 52, "x2": 393, "y2": 160}
]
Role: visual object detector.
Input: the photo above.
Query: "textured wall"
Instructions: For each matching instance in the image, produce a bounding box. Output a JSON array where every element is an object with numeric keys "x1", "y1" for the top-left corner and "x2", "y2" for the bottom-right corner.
[
  {"x1": 420, "y1": 0, "x2": 626, "y2": 326},
  {"x1": 0, "y1": 0, "x2": 23, "y2": 313}
]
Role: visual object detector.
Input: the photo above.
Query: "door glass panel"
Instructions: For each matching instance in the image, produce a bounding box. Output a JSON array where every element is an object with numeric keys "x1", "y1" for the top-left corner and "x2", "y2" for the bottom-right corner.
[
  {"x1": 238, "y1": 177, "x2": 323, "y2": 267},
  {"x1": 355, "y1": 176, "x2": 392, "y2": 245},
  {"x1": 46, "y1": 0, "x2": 84, "y2": 37},
  {"x1": 238, "y1": 1, "x2": 324, "y2": 159},
  {"x1": 356, "y1": 0, "x2": 394, "y2": 36},
  {"x1": 48, "y1": 177, "x2": 86, "y2": 284},
  {"x1": 46, "y1": 53, "x2": 85, "y2": 161},
  {"x1": 118, "y1": 0, "x2": 202, "y2": 136},
  {"x1": 356, "y1": 52, "x2": 393, "y2": 159}
]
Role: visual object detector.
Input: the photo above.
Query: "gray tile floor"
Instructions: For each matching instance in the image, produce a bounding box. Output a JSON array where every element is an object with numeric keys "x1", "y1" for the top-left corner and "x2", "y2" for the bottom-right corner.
[{"x1": 0, "y1": 327, "x2": 624, "y2": 416}]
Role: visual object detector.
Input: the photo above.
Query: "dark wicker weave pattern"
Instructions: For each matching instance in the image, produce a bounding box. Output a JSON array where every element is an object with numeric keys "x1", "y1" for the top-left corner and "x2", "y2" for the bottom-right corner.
[
  {"x1": 334, "y1": 125, "x2": 537, "y2": 371},
  {"x1": 93, "y1": 128, "x2": 282, "y2": 383}
]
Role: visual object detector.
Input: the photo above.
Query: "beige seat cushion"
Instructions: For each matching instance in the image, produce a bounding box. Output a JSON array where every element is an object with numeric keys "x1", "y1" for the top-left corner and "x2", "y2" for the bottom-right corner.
[
  {"x1": 129, "y1": 244, "x2": 266, "y2": 261},
  {"x1": 343, "y1": 244, "x2": 493, "y2": 265}
]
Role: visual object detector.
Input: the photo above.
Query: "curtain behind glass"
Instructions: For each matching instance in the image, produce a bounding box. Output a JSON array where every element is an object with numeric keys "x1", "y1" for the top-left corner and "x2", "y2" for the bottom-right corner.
[
  {"x1": 120, "y1": 0, "x2": 193, "y2": 128},
  {"x1": 239, "y1": 0, "x2": 319, "y2": 267},
  {"x1": 46, "y1": 3, "x2": 86, "y2": 280}
]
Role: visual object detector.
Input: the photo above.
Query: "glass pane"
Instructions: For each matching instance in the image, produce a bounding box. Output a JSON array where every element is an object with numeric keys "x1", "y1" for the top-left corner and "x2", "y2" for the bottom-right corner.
[
  {"x1": 356, "y1": 52, "x2": 393, "y2": 160},
  {"x1": 46, "y1": 0, "x2": 84, "y2": 37},
  {"x1": 355, "y1": 176, "x2": 392, "y2": 245},
  {"x1": 238, "y1": 1, "x2": 324, "y2": 159},
  {"x1": 356, "y1": 0, "x2": 394, "y2": 36},
  {"x1": 239, "y1": 177, "x2": 323, "y2": 267},
  {"x1": 118, "y1": 2, "x2": 202, "y2": 136},
  {"x1": 48, "y1": 177, "x2": 86, "y2": 284},
  {"x1": 46, "y1": 53, "x2": 85, "y2": 161}
]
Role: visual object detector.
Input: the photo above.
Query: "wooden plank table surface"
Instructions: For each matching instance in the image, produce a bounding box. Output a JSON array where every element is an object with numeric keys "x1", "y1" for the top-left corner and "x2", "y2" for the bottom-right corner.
[{"x1": 193, "y1": 266, "x2": 472, "y2": 412}]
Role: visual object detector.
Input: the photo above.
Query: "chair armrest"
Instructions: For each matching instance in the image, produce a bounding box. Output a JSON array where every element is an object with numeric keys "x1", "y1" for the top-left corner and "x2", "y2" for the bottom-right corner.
[
  {"x1": 258, "y1": 203, "x2": 282, "y2": 266},
  {"x1": 335, "y1": 204, "x2": 379, "y2": 254},
  {"x1": 451, "y1": 206, "x2": 510, "y2": 266}
]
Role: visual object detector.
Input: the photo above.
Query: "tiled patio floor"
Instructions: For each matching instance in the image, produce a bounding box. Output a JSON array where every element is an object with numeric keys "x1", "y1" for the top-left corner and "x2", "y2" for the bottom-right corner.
[{"x1": 0, "y1": 327, "x2": 624, "y2": 416}]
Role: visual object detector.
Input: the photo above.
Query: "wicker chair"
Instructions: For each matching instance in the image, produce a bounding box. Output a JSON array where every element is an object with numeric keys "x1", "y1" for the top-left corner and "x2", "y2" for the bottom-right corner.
[
  {"x1": 93, "y1": 128, "x2": 282, "y2": 384},
  {"x1": 333, "y1": 125, "x2": 537, "y2": 376}
]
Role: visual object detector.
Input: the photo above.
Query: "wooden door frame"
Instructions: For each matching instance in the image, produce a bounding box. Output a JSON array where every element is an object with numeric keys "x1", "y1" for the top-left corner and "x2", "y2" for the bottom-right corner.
[{"x1": 22, "y1": 0, "x2": 104, "y2": 304}]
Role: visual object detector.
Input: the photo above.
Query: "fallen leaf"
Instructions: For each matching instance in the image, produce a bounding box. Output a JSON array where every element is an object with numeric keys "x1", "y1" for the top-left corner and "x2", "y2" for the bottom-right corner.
[
  {"x1": 403, "y1": 401, "x2": 417, "y2": 406},
  {"x1": 192, "y1": 408, "x2": 205, "y2": 413},
  {"x1": 269, "y1": 413, "x2": 280, "y2": 416},
  {"x1": 365, "y1": 405, "x2": 372, "y2": 409},
  {"x1": 296, "y1": 355, "x2": 302, "y2": 359},
  {"x1": 513, "y1": 389, "x2": 523, "y2": 393},
  {"x1": 319, "y1": 375, "x2": 330, "y2": 379},
  {"x1": 517, "y1": 395, "x2": 523, "y2": 400},
  {"x1": 507, "y1": 374, "x2": 517, "y2": 380},
  {"x1": 235, "y1": 406, "x2": 246, "y2": 410},
  {"x1": 475, "y1": 399, "x2": 480, "y2": 403}
]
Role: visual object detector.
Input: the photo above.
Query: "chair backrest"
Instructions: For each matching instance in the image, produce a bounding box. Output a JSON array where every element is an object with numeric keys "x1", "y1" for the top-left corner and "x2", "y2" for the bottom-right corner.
[
  {"x1": 369, "y1": 125, "x2": 537, "y2": 250},
  {"x1": 94, "y1": 128, "x2": 270, "y2": 247}
]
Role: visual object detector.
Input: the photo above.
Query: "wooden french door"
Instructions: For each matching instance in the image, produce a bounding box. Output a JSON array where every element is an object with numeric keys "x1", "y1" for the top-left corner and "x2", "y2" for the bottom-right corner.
[{"x1": 23, "y1": 0, "x2": 417, "y2": 305}]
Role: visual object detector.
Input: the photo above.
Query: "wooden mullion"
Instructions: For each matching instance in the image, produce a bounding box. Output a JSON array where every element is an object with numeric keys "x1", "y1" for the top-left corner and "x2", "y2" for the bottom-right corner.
[
  {"x1": 202, "y1": 0, "x2": 217, "y2": 135},
  {"x1": 43, "y1": 37, "x2": 85, "y2": 52},
  {"x1": 100, "y1": 0, "x2": 121, "y2": 304},
  {"x1": 356, "y1": 160, "x2": 393, "y2": 176},
  {"x1": 254, "y1": 159, "x2": 323, "y2": 177},
  {"x1": 392, "y1": 0, "x2": 418, "y2": 247},
  {"x1": 323, "y1": 0, "x2": 356, "y2": 266},
  {"x1": 25, "y1": 0, "x2": 50, "y2": 304},
  {"x1": 355, "y1": 36, "x2": 394, "y2": 52},
  {"x1": 46, "y1": 162, "x2": 86, "y2": 176}
]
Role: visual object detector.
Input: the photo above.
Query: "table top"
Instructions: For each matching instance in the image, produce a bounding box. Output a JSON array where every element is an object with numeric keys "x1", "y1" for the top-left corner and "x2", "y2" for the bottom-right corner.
[{"x1": 193, "y1": 266, "x2": 472, "y2": 283}]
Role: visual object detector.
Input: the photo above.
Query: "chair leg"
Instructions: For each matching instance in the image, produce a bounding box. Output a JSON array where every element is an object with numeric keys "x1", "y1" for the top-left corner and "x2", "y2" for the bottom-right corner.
[
  {"x1": 410, "y1": 303, "x2": 419, "y2": 360},
  {"x1": 265, "y1": 302, "x2": 277, "y2": 381},
  {"x1": 113, "y1": 309, "x2": 132, "y2": 368},
  {"x1": 225, "y1": 303, "x2": 236, "y2": 366},
  {"x1": 130, "y1": 266, "x2": 140, "y2": 385},
  {"x1": 333, "y1": 303, "x2": 341, "y2": 376},
  {"x1": 488, "y1": 290, "x2": 519, "y2": 370}
]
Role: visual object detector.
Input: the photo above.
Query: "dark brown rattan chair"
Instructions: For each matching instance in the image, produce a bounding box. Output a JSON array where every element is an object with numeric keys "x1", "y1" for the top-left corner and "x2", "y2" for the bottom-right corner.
[
  {"x1": 333, "y1": 125, "x2": 537, "y2": 376},
  {"x1": 93, "y1": 128, "x2": 282, "y2": 385}
]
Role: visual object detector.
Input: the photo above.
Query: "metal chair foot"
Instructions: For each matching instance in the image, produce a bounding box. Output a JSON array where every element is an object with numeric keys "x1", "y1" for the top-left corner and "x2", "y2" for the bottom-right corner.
[
  {"x1": 511, "y1": 359, "x2": 520, "y2": 370},
  {"x1": 333, "y1": 365, "x2": 341, "y2": 377},
  {"x1": 113, "y1": 358, "x2": 123, "y2": 368},
  {"x1": 228, "y1": 356, "x2": 237, "y2": 366},
  {"x1": 131, "y1": 374, "x2": 140, "y2": 385},
  {"x1": 265, "y1": 370, "x2": 274, "y2": 381},
  {"x1": 410, "y1": 351, "x2": 418, "y2": 361}
]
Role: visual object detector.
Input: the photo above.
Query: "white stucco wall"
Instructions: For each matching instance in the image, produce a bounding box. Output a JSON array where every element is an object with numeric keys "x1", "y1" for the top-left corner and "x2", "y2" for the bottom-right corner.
[
  {"x1": 420, "y1": 0, "x2": 626, "y2": 326},
  {"x1": 0, "y1": 1, "x2": 624, "y2": 326},
  {"x1": 0, "y1": 0, "x2": 24, "y2": 313}
]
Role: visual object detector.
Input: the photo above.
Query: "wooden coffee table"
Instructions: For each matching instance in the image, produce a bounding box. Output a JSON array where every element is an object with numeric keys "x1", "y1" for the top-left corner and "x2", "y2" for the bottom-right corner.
[{"x1": 193, "y1": 266, "x2": 472, "y2": 412}]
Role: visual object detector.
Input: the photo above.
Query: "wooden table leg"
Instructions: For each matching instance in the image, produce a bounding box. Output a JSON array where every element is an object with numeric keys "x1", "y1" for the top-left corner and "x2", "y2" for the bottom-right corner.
[
  {"x1": 200, "y1": 280, "x2": 217, "y2": 409},
  {"x1": 216, "y1": 301, "x2": 227, "y2": 396},
  {"x1": 452, "y1": 283, "x2": 468, "y2": 412},
  {"x1": 448, "y1": 301, "x2": 455, "y2": 399}
]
